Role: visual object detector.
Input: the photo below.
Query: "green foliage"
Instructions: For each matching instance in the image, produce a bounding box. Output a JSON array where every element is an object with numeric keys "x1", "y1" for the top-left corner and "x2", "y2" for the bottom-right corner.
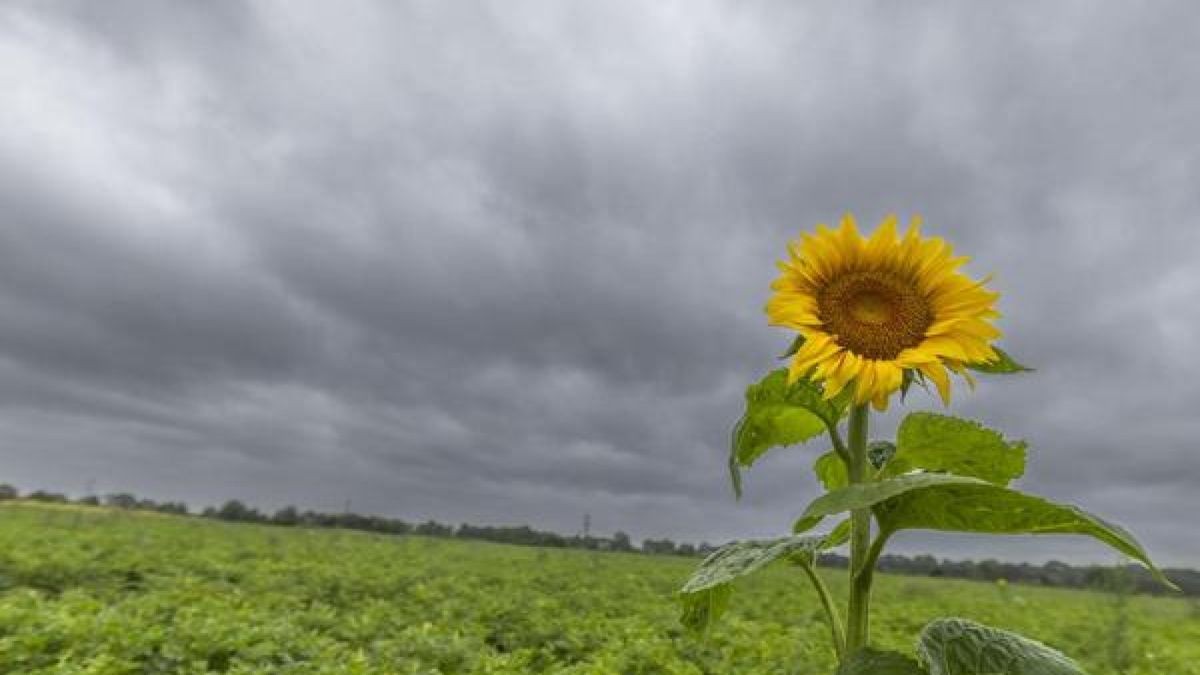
[
  {"x1": 966, "y1": 347, "x2": 1033, "y2": 374},
  {"x1": 729, "y1": 369, "x2": 846, "y2": 498},
  {"x1": 679, "y1": 535, "x2": 826, "y2": 633},
  {"x1": 838, "y1": 648, "x2": 926, "y2": 674},
  {"x1": 822, "y1": 519, "x2": 853, "y2": 549},
  {"x1": 679, "y1": 583, "x2": 732, "y2": 637},
  {"x1": 799, "y1": 474, "x2": 991, "y2": 524},
  {"x1": 1, "y1": 503, "x2": 1198, "y2": 673},
  {"x1": 814, "y1": 451, "x2": 849, "y2": 491},
  {"x1": 781, "y1": 333, "x2": 807, "y2": 360},
  {"x1": 875, "y1": 483, "x2": 1176, "y2": 589},
  {"x1": 884, "y1": 413, "x2": 1026, "y2": 486},
  {"x1": 917, "y1": 618, "x2": 1084, "y2": 675},
  {"x1": 869, "y1": 440, "x2": 897, "y2": 470}
]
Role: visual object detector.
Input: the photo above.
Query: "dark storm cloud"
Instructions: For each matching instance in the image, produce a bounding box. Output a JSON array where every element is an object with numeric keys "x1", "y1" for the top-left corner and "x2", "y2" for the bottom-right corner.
[{"x1": 2, "y1": 1, "x2": 1198, "y2": 565}]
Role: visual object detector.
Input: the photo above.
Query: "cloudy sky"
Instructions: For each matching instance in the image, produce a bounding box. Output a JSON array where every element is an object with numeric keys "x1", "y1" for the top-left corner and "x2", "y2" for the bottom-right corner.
[{"x1": 2, "y1": 1, "x2": 1198, "y2": 566}]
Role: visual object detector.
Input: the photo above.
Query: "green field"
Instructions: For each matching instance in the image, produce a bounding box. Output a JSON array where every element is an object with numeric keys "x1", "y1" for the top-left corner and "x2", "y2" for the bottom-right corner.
[{"x1": 0, "y1": 503, "x2": 1196, "y2": 674}]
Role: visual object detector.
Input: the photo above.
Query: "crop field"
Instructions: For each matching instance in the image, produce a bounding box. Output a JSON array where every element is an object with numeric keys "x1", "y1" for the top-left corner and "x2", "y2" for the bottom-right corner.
[{"x1": 0, "y1": 503, "x2": 1197, "y2": 675}]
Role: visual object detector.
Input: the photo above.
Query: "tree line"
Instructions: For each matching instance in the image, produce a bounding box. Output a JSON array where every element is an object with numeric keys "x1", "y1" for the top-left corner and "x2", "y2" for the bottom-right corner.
[{"x1": 2, "y1": 483, "x2": 1195, "y2": 596}]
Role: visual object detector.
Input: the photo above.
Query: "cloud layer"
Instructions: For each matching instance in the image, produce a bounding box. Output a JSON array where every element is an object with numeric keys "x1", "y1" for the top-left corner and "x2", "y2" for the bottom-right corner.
[{"x1": 2, "y1": 1, "x2": 1198, "y2": 565}]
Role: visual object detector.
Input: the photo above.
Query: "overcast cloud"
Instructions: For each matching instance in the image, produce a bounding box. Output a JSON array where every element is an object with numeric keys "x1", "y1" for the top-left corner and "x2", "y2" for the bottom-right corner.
[{"x1": 2, "y1": 1, "x2": 1198, "y2": 566}]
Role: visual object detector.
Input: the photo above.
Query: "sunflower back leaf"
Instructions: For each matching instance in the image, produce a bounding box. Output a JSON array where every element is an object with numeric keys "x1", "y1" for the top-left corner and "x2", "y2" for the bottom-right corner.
[
  {"x1": 883, "y1": 413, "x2": 1026, "y2": 486},
  {"x1": 729, "y1": 369, "x2": 845, "y2": 498},
  {"x1": 966, "y1": 346, "x2": 1033, "y2": 374}
]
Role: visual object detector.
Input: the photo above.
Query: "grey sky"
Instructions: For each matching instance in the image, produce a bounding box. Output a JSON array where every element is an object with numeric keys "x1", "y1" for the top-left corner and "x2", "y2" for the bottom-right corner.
[{"x1": 1, "y1": 1, "x2": 1198, "y2": 566}]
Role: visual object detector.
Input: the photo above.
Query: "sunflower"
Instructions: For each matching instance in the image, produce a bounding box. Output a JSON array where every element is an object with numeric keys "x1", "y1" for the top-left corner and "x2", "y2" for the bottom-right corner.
[{"x1": 766, "y1": 213, "x2": 1001, "y2": 410}]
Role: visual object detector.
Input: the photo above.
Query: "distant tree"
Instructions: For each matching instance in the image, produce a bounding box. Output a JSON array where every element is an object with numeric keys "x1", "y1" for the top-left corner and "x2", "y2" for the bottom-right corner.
[
  {"x1": 105, "y1": 493, "x2": 138, "y2": 509},
  {"x1": 676, "y1": 543, "x2": 697, "y2": 557},
  {"x1": 76, "y1": 495, "x2": 101, "y2": 506},
  {"x1": 216, "y1": 499, "x2": 261, "y2": 522},
  {"x1": 27, "y1": 490, "x2": 68, "y2": 503},
  {"x1": 415, "y1": 520, "x2": 452, "y2": 536},
  {"x1": 272, "y1": 506, "x2": 300, "y2": 526},
  {"x1": 155, "y1": 501, "x2": 188, "y2": 515},
  {"x1": 0, "y1": 484, "x2": 18, "y2": 500},
  {"x1": 611, "y1": 531, "x2": 633, "y2": 552},
  {"x1": 642, "y1": 538, "x2": 677, "y2": 555}
]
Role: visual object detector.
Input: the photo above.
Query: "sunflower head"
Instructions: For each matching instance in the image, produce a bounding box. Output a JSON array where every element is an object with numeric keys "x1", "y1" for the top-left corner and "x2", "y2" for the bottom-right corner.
[{"x1": 766, "y1": 213, "x2": 1001, "y2": 411}]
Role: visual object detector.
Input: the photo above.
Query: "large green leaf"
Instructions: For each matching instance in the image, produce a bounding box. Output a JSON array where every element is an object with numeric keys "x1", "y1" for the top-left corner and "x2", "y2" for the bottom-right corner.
[
  {"x1": 798, "y1": 474, "x2": 990, "y2": 523},
  {"x1": 729, "y1": 369, "x2": 846, "y2": 498},
  {"x1": 838, "y1": 648, "x2": 926, "y2": 675},
  {"x1": 917, "y1": 618, "x2": 1083, "y2": 675},
  {"x1": 966, "y1": 347, "x2": 1033, "y2": 374},
  {"x1": 875, "y1": 482, "x2": 1176, "y2": 589},
  {"x1": 679, "y1": 533, "x2": 834, "y2": 633},
  {"x1": 884, "y1": 413, "x2": 1026, "y2": 486}
]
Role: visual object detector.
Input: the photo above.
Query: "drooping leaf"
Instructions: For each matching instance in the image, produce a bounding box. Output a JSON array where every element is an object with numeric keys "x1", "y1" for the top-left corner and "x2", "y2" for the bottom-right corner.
[
  {"x1": 798, "y1": 474, "x2": 991, "y2": 523},
  {"x1": 884, "y1": 413, "x2": 1026, "y2": 486},
  {"x1": 917, "y1": 618, "x2": 1083, "y2": 675},
  {"x1": 875, "y1": 482, "x2": 1177, "y2": 589},
  {"x1": 729, "y1": 369, "x2": 846, "y2": 498},
  {"x1": 679, "y1": 583, "x2": 731, "y2": 636},
  {"x1": 679, "y1": 532, "x2": 837, "y2": 633},
  {"x1": 838, "y1": 648, "x2": 927, "y2": 675},
  {"x1": 814, "y1": 451, "x2": 849, "y2": 491},
  {"x1": 728, "y1": 419, "x2": 747, "y2": 499},
  {"x1": 965, "y1": 346, "x2": 1033, "y2": 374}
]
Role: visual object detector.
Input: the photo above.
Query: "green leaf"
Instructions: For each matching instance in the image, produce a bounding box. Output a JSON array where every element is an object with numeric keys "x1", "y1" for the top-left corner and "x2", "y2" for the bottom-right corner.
[
  {"x1": 868, "y1": 440, "x2": 897, "y2": 470},
  {"x1": 814, "y1": 451, "x2": 848, "y2": 491},
  {"x1": 838, "y1": 649, "x2": 927, "y2": 675},
  {"x1": 900, "y1": 368, "x2": 917, "y2": 400},
  {"x1": 884, "y1": 413, "x2": 1026, "y2": 486},
  {"x1": 966, "y1": 346, "x2": 1033, "y2": 374},
  {"x1": 780, "y1": 333, "x2": 806, "y2": 359},
  {"x1": 679, "y1": 583, "x2": 731, "y2": 636},
  {"x1": 792, "y1": 514, "x2": 823, "y2": 535},
  {"x1": 798, "y1": 474, "x2": 991, "y2": 522},
  {"x1": 679, "y1": 535, "x2": 826, "y2": 633},
  {"x1": 729, "y1": 369, "x2": 846, "y2": 498},
  {"x1": 917, "y1": 618, "x2": 1083, "y2": 675},
  {"x1": 875, "y1": 482, "x2": 1177, "y2": 590},
  {"x1": 823, "y1": 519, "x2": 852, "y2": 549}
]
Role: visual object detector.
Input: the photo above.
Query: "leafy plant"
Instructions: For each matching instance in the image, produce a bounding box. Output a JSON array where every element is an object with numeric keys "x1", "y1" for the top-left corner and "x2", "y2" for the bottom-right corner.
[{"x1": 680, "y1": 214, "x2": 1175, "y2": 673}]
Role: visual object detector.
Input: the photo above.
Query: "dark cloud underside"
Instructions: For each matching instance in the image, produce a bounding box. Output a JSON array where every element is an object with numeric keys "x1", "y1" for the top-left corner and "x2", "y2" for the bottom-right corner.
[{"x1": 1, "y1": 1, "x2": 1198, "y2": 565}]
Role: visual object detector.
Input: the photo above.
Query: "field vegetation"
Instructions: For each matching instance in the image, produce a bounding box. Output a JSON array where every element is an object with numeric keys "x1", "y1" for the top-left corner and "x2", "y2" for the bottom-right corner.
[{"x1": 0, "y1": 502, "x2": 1197, "y2": 674}]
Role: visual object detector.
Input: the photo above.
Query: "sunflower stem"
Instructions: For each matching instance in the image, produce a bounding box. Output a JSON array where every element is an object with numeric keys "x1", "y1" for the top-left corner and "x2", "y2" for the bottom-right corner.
[{"x1": 844, "y1": 404, "x2": 873, "y2": 656}]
